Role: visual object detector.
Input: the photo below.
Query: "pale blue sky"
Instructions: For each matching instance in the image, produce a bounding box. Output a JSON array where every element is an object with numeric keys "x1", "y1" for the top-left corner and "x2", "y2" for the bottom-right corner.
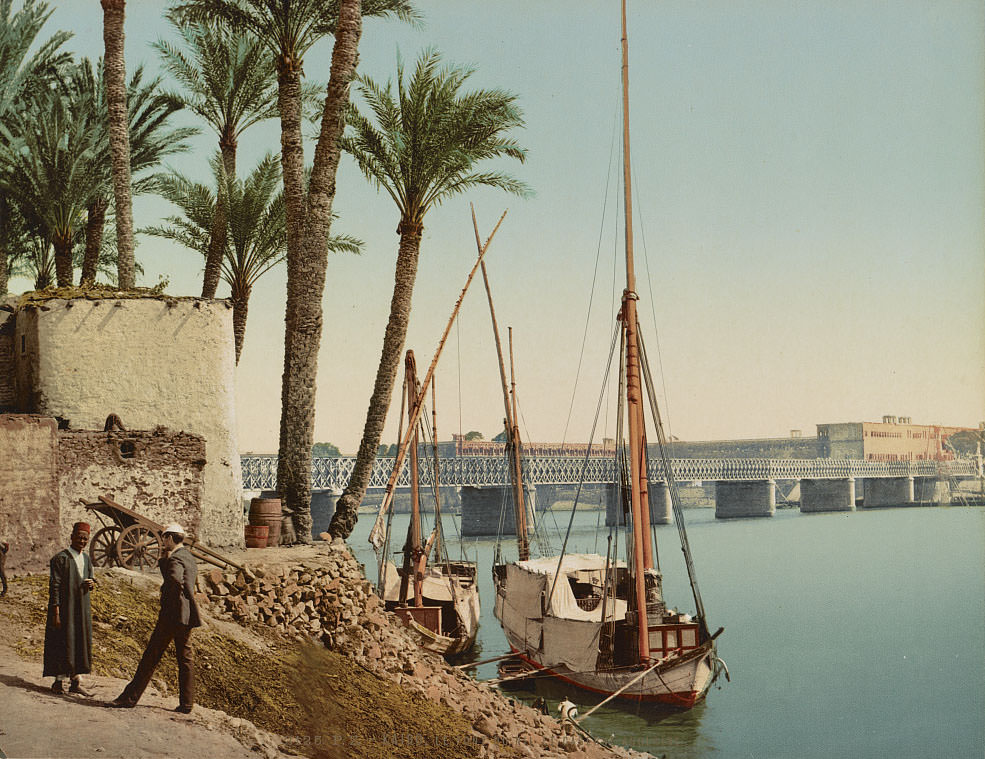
[{"x1": 15, "y1": 1, "x2": 985, "y2": 453}]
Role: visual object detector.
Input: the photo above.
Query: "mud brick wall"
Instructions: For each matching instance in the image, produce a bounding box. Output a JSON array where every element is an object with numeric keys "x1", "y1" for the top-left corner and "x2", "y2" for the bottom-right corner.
[
  {"x1": 0, "y1": 414, "x2": 62, "y2": 572},
  {"x1": 58, "y1": 428, "x2": 207, "y2": 541},
  {"x1": 16, "y1": 297, "x2": 242, "y2": 546},
  {"x1": 0, "y1": 314, "x2": 14, "y2": 411}
]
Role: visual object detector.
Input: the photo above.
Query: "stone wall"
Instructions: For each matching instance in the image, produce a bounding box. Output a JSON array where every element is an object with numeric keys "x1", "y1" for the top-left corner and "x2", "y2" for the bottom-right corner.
[
  {"x1": 0, "y1": 415, "x2": 61, "y2": 572},
  {"x1": 0, "y1": 313, "x2": 14, "y2": 411},
  {"x1": 15, "y1": 297, "x2": 242, "y2": 546},
  {"x1": 58, "y1": 427, "x2": 207, "y2": 539}
]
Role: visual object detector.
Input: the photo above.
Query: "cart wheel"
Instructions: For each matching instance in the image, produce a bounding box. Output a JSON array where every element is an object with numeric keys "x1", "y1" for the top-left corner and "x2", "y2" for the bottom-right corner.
[
  {"x1": 116, "y1": 525, "x2": 162, "y2": 570},
  {"x1": 89, "y1": 526, "x2": 122, "y2": 567}
]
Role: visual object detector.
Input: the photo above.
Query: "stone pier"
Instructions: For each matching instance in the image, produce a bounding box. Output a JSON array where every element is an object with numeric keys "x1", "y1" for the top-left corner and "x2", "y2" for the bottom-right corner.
[
  {"x1": 715, "y1": 480, "x2": 776, "y2": 518},
  {"x1": 461, "y1": 484, "x2": 536, "y2": 537},
  {"x1": 311, "y1": 488, "x2": 341, "y2": 538},
  {"x1": 603, "y1": 483, "x2": 683, "y2": 526},
  {"x1": 863, "y1": 476, "x2": 915, "y2": 507},
  {"x1": 914, "y1": 476, "x2": 950, "y2": 504},
  {"x1": 800, "y1": 478, "x2": 856, "y2": 513}
]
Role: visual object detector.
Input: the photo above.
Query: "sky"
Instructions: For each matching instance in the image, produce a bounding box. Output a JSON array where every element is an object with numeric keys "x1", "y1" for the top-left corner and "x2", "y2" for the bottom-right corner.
[{"x1": 13, "y1": 0, "x2": 985, "y2": 454}]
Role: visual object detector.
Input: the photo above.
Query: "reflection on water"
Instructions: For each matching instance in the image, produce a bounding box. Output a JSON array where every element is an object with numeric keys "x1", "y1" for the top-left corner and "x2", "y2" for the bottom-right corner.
[{"x1": 497, "y1": 675, "x2": 716, "y2": 757}]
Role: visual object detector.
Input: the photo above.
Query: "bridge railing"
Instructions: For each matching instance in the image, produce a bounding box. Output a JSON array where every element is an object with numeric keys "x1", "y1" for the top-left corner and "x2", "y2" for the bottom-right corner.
[{"x1": 241, "y1": 455, "x2": 976, "y2": 492}]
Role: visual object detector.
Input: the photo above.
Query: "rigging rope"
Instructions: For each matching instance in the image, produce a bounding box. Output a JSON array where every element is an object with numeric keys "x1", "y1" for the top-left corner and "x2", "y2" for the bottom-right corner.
[
  {"x1": 561, "y1": 111, "x2": 620, "y2": 449},
  {"x1": 546, "y1": 322, "x2": 622, "y2": 611}
]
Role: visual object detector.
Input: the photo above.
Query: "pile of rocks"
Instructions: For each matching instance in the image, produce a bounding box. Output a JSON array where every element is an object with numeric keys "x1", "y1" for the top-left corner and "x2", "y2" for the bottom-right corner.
[
  {"x1": 197, "y1": 540, "x2": 654, "y2": 759},
  {"x1": 195, "y1": 541, "x2": 384, "y2": 648}
]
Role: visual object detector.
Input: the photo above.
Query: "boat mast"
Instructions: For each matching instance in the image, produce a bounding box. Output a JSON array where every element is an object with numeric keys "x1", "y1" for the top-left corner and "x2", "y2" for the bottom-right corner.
[
  {"x1": 398, "y1": 350, "x2": 425, "y2": 607},
  {"x1": 619, "y1": 0, "x2": 654, "y2": 663},
  {"x1": 475, "y1": 208, "x2": 529, "y2": 561}
]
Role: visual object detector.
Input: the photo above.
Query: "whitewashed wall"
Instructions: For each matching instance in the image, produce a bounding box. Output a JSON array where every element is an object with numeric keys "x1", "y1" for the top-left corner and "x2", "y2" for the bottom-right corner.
[{"x1": 16, "y1": 298, "x2": 243, "y2": 546}]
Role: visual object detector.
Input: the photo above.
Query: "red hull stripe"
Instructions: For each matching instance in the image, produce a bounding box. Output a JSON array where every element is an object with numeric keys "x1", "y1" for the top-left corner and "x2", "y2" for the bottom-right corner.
[{"x1": 509, "y1": 649, "x2": 701, "y2": 708}]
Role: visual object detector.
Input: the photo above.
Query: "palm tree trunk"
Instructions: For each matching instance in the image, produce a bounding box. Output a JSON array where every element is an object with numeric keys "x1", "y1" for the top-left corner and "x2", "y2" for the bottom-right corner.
[
  {"x1": 53, "y1": 233, "x2": 73, "y2": 288},
  {"x1": 101, "y1": 0, "x2": 135, "y2": 291},
  {"x1": 276, "y1": 0, "x2": 362, "y2": 544},
  {"x1": 230, "y1": 281, "x2": 250, "y2": 365},
  {"x1": 80, "y1": 196, "x2": 108, "y2": 287},
  {"x1": 330, "y1": 221, "x2": 423, "y2": 539},
  {"x1": 202, "y1": 138, "x2": 236, "y2": 299},
  {"x1": 0, "y1": 196, "x2": 9, "y2": 296}
]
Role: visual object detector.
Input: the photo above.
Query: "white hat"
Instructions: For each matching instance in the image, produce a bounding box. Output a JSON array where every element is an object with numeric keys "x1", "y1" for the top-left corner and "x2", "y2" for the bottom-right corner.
[{"x1": 162, "y1": 523, "x2": 185, "y2": 536}]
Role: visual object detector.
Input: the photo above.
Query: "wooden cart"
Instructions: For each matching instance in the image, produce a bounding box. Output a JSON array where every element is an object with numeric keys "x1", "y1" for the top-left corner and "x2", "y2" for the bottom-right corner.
[{"x1": 82, "y1": 495, "x2": 241, "y2": 571}]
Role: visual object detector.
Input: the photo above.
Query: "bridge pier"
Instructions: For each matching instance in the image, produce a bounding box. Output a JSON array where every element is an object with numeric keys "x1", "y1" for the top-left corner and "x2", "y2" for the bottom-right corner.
[
  {"x1": 800, "y1": 478, "x2": 856, "y2": 513},
  {"x1": 460, "y1": 484, "x2": 536, "y2": 537},
  {"x1": 863, "y1": 476, "x2": 916, "y2": 508},
  {"x1": 914, "y1": 476, "x2": 949, "y2": 504},
  {"x1": 715, "y1": 480, "x2": 776, "y2": 519},
  {"x1": 311, "y1": 488, "x2": 342, "y2": 538},
  {"x1": 603, "y1": 483, "x2": 670, "y2": 526}
]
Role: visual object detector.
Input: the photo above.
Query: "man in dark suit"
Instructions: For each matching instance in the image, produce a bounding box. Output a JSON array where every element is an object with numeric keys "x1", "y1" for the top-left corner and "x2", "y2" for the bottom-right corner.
[{"x1": 110, "y1": 523, "x2": 201, "y2": 713}]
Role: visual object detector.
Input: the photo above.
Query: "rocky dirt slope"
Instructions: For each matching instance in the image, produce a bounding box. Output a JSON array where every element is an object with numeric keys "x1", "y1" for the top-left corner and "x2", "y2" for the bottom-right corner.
[{"x1": 0, "y1": 539, "x2": 656, "y2": 759}]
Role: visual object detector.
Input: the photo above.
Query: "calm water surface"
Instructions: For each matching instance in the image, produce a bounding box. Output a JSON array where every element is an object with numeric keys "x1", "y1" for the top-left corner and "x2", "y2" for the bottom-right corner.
[{"x1": 349, "y1": 505, "x2": 985, "y2": 758}]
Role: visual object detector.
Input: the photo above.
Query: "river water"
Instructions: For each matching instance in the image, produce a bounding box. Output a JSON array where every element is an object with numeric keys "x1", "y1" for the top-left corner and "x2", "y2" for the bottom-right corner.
[{"x1": 348, "y1": 504, "x2": 985, "y2": 758}]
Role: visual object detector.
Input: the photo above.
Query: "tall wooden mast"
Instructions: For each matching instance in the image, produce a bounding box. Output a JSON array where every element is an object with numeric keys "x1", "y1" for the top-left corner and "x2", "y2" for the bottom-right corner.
[{"x1": 620, "y1": 0, "x2": 653, "y2": 663}]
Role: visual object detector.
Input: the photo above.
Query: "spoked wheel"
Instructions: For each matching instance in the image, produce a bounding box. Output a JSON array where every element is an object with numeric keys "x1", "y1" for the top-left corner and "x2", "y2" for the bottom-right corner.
[
  {"x1": 115, "y1": 525, "x2": 163, "y2": 570},
  {"x1": 89, "y1": 526, "x2": 122, "y2": 567}
]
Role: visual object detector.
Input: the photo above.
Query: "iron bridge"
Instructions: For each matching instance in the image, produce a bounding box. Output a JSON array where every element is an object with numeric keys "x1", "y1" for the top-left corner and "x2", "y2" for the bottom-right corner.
[{"x1": 240, "y1": 455, "x2": 975, "y2": 491}]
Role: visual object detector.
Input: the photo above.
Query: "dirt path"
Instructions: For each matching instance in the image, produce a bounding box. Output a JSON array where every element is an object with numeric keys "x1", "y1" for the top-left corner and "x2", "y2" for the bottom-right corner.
[{"x1": 0, "y1": 642, "x2": 288, "y2": 759}]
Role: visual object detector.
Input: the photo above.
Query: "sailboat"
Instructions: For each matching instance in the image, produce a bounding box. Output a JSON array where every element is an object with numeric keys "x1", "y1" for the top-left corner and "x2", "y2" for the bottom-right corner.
[
  {"x1": 491, "y1": 0, "x2": 725, "y2": 707},
  {"x1": 368, "y1": 211, "x2": 510, "y2": 657},
  {"x1": 378, "y1": 349, "x2": 480, "y2": 657}
]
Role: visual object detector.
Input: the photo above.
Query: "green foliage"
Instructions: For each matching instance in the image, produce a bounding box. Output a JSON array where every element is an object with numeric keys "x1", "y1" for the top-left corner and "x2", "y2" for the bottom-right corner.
[
  {"x1": 341, "y1": 49, "x2": 531, "y2": 228},
  {"x1": 312, "y1": 442, "x2": 341, "y2": 457},
  {"x1": 169, "y1": 0, "x2": 419, "y2": 69},
  {"x1": 148, "y1": 155, "x2": 361, "y2": 290},
  {"x1": 464, "y1": 430, "x2": 484, "y2": 441},
  {"x1": 377, "y1": 443, "x2": 398, "y2": 457}
]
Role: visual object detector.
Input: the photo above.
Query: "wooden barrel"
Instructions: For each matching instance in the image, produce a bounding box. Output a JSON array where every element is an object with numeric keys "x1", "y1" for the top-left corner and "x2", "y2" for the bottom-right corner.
[
  {"x1": 244, "y1": 524, "x2": 268, "y2": 548},
  {"x1": 249, "y1": 497, "x2": 282, "y2": 547}
]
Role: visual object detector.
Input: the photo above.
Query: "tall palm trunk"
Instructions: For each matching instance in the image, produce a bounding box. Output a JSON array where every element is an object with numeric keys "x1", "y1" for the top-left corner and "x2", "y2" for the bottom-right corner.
[
  {"x1": 101, "y1": 0, "x2": 135, "y2": 290},
  {"x1": 0, "y1": 196, "x2": 9, "y2": 296},
  {"x1": 53, "y1": 231, "x2": 73, "y2": 287},
  {"x1": 202, "y1": 136, "x2": 236, "y2": 298},
  {"x1": 230, "y1": 279, "x2": 250, "y2": 364},
  {"x1": 80, "y1": 196, "x2": 108, "y2": 286},
  {"x1": 330, "y1": 220, "x2": 422, "y2": 538},
  {"x1": 276, "y1": 0, "x2": 362, "y2": 543}
]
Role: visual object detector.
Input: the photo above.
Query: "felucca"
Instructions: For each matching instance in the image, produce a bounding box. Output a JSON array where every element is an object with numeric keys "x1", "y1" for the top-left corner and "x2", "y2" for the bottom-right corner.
[
  {"x1": 368, "y1": 210, "x2": 510, "y2": 657},
  {"x1": 491, "y1": 0, "x2": 726, "y2": 707},
  {"x1": 377, "y1": 349, "x2": 480, "y2": 656}
]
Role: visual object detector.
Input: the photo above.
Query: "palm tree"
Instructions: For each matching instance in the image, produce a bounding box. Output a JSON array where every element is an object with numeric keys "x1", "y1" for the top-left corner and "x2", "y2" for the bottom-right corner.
[
  {"x1": 0, "y1": 0, "x2": 71, "y2": 295},
  {"x1": 0, "y1": 83, "x2": 103, "y2": 287},
  {"x1": 100, "y1": 0, "x2": 135, "y2": 290},
  {"x1": 328, "y1": 50, "x2": 530, "y2": 539},
  {"x1": 147, "y1": 154, "x2": 361, "y2": 362},
  {"x1": 172, "y1": 0, "x2": 416, "y2": 542},
  {"x1": 155, "y1": 18, "x2": 286, "y2": 299},
  {"x1": 69, "y1": 61, "x2": 196, "y2": 287}
]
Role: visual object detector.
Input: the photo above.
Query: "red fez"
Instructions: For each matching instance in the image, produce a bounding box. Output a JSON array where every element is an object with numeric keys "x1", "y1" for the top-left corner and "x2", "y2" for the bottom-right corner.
[{"x1": 72, "y1": 522, "x2": 91, "y2": 534}]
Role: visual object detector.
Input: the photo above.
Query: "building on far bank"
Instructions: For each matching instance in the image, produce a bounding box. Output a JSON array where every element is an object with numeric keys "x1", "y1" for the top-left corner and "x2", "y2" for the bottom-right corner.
[
  {"x1": 440, "y1": 417, "x2": 979, "y2": 464},
  {"x1": 817, "y1": 416, "x2": 976, "y2": 462}
]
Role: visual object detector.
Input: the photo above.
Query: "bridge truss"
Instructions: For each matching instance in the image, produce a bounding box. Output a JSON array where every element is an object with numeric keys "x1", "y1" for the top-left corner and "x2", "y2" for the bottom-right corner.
[{"x1": 240, "y1": 455, "x2": 975, "y2": 492}]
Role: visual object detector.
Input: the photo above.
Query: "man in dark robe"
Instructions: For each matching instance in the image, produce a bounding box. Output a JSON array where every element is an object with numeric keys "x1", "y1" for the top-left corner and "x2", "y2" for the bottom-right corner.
[
  {"x1": 44, "y1": 522, "x2": 96, "y2": 695},
  {"x1": 111, "y1": 523, "x2": 201, "y2": 713},
  {"x1": 1, "y1": 540, "x2": 9, "y2": 596}
]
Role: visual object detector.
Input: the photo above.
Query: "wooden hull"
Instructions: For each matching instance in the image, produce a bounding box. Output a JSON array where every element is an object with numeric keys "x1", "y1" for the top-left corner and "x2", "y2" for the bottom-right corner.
[
  {"x1": 383, "y1": 561, "x2": 481, "y2": 657},
  {"x1": 400, "y1": 609, "x2": 479, "y2": 656},
  {"x1": 504, "y1": 640, "x2": 716, "y2": 707}
]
